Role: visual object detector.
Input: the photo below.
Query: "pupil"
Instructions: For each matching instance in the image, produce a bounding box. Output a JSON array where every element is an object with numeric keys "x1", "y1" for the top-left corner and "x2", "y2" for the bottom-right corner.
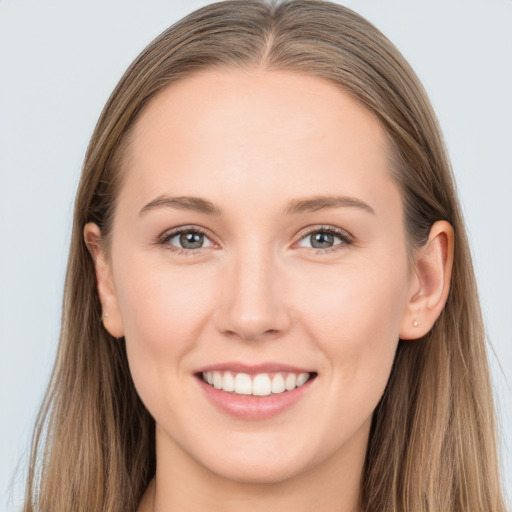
[
  {"x1": 311, "y1": 232, "x2": 334, "y2": 249},
  {"x1": 180, "y1": 232, "x2": 204, "y2": 249}
]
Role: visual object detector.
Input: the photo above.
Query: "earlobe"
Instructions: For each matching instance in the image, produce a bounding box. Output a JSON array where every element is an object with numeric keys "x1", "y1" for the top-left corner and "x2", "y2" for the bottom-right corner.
[
  {"x1": 83, "y1": 223, "x2": 125, "y2": 338},
  {"x1": 400, "y1": 220, "x2": 454, "y2": 340}
]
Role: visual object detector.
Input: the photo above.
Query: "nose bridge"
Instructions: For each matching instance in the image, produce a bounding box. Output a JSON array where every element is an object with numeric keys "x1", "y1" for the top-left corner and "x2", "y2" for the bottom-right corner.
[{"x1": 215, "y1": 240, "x2": 290, "y2": 341}]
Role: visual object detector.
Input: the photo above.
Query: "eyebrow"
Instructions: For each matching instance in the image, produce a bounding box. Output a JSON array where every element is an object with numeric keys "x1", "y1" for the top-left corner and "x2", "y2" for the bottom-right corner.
[
  {"x1": 139, "y1": 194, "x2": 375, "y2": 216},
  {"x1": 283, "y1": 195, "x2": 375, "y2": 215},
  {"x1": 139, "y1": 195, "x2": 222, "y2": 216}
]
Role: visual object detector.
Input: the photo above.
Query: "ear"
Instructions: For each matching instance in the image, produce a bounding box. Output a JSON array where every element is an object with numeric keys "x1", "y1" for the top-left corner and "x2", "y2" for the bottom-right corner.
[
  {"x1": 83, "y1": 223, "x2": 124, "y2": 338},
  {"x1": 400, "y1": 220, "x2": 454, "y2": 340}
]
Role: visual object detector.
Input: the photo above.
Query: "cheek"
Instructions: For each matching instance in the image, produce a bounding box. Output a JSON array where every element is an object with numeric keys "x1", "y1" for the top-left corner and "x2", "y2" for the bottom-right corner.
[
  {"x1": 115, "y1": 252, "x2": 214, "y2": 340},
  {"x1": 112, "y1": 254, "x2": 216, "y2": 406},
  {"x1": 297, "y1": 251, "x2": 409, "y2": 391}
]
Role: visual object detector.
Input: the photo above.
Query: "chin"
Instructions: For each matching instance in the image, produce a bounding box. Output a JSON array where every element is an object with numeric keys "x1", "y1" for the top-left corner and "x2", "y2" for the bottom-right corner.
[
  {"x1": 203, "y1": 455, "x2": 309, "y2": 485},
  {"x1": 191, "y1": 436, "x2": 323, "y2": 485}
]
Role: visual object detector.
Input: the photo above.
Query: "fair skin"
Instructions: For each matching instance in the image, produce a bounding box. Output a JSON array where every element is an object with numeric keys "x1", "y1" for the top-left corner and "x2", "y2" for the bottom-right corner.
[{"x1": 85, "y1": 69, "x2": 453, "y2": 512}]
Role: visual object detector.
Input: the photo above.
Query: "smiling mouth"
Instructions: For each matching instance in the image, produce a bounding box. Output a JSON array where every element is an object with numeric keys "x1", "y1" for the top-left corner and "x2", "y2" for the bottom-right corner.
[{"x1": 198, "y1": 371, "x2": 317, "y2": 396}]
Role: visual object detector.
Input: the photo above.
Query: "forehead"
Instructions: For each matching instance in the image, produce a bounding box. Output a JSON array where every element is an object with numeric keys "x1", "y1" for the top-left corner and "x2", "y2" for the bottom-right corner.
[{"x1": 120, "y1": 69, "x2": 399, "y2": 218}]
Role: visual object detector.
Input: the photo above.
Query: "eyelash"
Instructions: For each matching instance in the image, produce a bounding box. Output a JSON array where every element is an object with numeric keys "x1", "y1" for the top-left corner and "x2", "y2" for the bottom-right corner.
[
  {"x1": 297, "y1": 225, "x2": 354, "y2": 254},
  {"x1": 157, "y1": 225, "x2": 354, "y2": 256},
  {"x1": 157, "y1": 225, "x2": 213, "y2": 257}
]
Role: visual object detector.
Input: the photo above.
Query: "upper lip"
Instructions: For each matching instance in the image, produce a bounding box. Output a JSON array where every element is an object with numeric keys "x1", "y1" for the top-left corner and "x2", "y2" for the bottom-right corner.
[{"x1": 195, "y1": 362, "x2": 315, "y2": 375}]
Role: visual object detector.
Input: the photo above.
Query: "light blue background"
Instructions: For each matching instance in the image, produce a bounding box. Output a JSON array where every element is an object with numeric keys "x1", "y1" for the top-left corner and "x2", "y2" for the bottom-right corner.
[{"x1": 1, "y1": 1, "x2": 511, "y2": 510}]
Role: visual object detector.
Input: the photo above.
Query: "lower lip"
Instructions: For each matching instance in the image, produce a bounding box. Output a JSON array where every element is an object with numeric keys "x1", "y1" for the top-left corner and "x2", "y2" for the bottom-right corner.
[{"x1": 196, "y1": 375, "x2": 316, "y2": 421}]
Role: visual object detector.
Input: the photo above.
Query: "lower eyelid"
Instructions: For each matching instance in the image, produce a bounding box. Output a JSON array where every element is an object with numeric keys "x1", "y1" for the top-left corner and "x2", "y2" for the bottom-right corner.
[{"x1": 158, "y1": 227, "x2": 214, "y2": 250}]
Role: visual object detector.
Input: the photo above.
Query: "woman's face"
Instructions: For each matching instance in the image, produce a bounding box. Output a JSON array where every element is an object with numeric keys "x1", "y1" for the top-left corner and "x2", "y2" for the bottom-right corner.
[{"x1": 99, "y1": 70, "x2": 418, "y2": 483}]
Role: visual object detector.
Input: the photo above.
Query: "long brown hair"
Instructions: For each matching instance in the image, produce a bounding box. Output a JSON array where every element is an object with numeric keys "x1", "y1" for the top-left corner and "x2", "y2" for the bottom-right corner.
[{"x1": 24, "y1": 1, "x2": 506, "y2": 511}]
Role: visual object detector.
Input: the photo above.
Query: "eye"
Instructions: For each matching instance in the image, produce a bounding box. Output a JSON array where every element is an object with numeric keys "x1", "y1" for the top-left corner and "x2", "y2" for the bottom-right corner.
[
  {"x1": 296, "y1": 227, "x2": 352, "y2": 251},
  {"x1": 160, "y1": 227, "x2": 214, "y2": 253}
]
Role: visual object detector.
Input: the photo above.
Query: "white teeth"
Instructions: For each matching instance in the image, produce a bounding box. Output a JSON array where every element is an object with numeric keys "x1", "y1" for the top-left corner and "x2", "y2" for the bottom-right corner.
[
  {"x1": 296, "y1": 372, "x2": 309, "y2": 387},
  {"x1": 201, "y1": 370, "x2": 312, "y2": 395},
  {"x1": 285, "y1": 373, "x2": 296, "y2": 391},
  {"x1": 222, "y1": 372, "x2": 235, "y2": 392},
  {"x1": 213, "y1": 371, "x2": 223, "y2": 389},
  {"x1": 234, "y1": 373, "x2": 252, "y2": 395},
  {"x1": 253, "y1": 374, "x2": 272, "y2": 396},
  {"x1": 271, "y1": 373, "x2": 285, "y2": 394}
]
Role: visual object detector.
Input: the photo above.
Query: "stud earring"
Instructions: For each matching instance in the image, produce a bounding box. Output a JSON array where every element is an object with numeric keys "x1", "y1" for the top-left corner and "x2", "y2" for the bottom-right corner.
[
  {"x1": 101, "y1": 312, "x2": 109, "y2": 322},
  {"x1": 413, "y1": 320, "x2": 419, "y2": 327}
]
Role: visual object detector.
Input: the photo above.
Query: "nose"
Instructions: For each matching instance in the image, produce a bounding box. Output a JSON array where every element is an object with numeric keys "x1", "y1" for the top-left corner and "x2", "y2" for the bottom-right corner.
[{"x1": 214, "y1": 246, "x2": 292, "y2": 342}]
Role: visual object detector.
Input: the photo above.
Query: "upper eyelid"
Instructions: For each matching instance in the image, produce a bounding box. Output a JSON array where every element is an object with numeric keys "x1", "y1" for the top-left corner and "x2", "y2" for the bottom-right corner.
[
  {"x1": 157, "y1": 226, "x2": 217, "y2": 255},
  {"x1": 295, "y1": 225, "x2": 353, "y2": 242},
  {"x1": 159, "y1": 225, "x2": 214, "y2": 241}
]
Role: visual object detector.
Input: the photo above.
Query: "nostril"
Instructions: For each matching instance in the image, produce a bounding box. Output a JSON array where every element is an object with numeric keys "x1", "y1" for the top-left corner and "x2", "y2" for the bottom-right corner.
[{"x1": 223, "y1": 327, "x2": 282, "y2": 342}]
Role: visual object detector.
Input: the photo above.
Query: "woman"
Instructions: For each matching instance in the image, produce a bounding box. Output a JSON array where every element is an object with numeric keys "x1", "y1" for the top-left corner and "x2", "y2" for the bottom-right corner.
[{"x1": 22, "y1": 1, "x2": 506, "y2": 511}]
